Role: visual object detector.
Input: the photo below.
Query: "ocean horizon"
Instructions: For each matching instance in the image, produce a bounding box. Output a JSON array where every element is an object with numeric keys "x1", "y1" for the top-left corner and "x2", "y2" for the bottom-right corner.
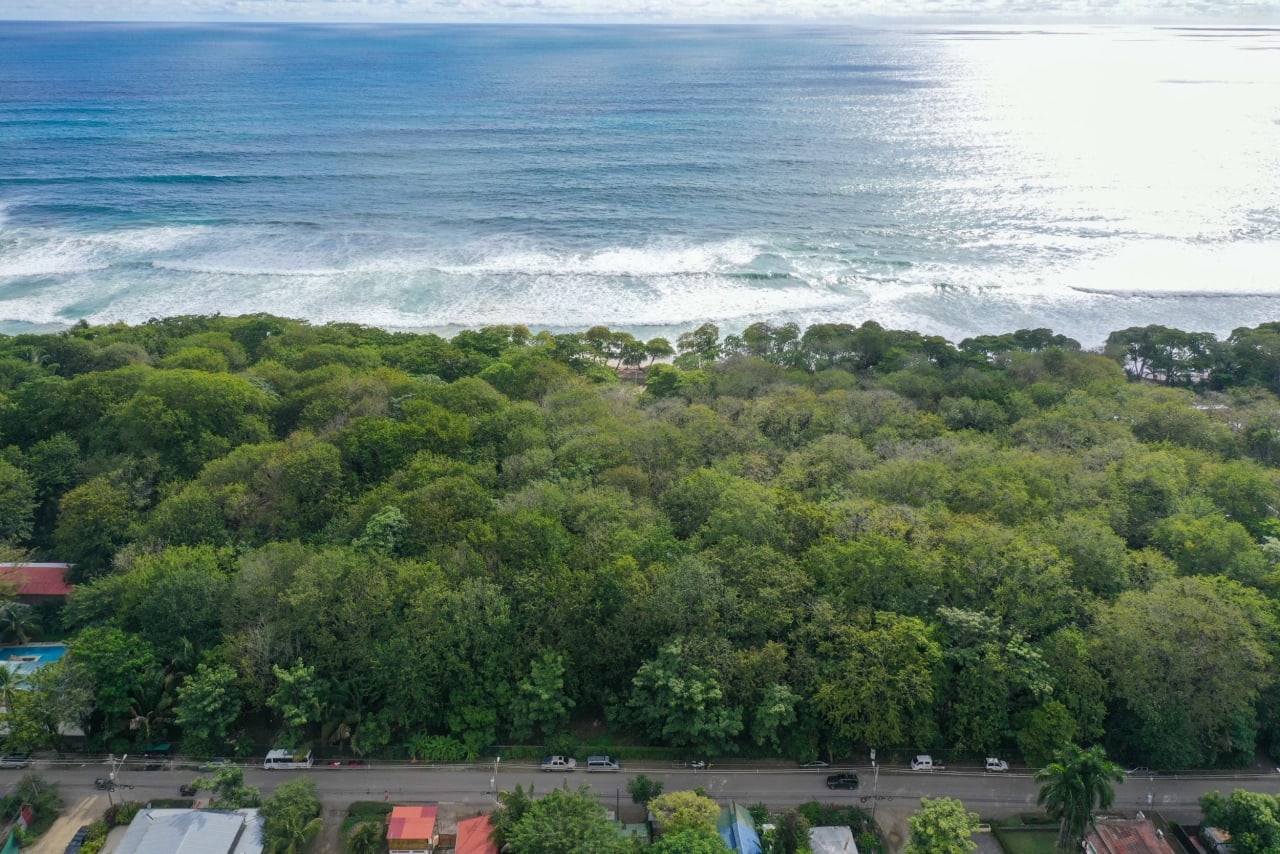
[{"x1": 2, "y1": 21, "x2": 1278, "y2": 347}]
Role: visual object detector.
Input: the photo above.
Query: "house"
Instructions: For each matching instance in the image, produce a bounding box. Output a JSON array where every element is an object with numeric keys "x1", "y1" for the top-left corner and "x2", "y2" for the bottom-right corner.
[
  {"x1": 0, "y1": 564, "x2": 73, "y2": 605},
  {"x1": 1084, "y1": 816, "x2": 1178, "y2": 854},
  {"x1": 453, "y1": 815, "x2": 498, "y2": 854},
  {"x1": 810, "y1": 825, "x2": 859, "y2": 854},
  {"x1": 718, "y1": 804, "x2": 762, "y2": 854},
  {"x1": 388, "y1": 805, "x2": 438, "y2": 854},
  {"x1": 113, "y1": 808, "x2": 264, "y2": 854}
]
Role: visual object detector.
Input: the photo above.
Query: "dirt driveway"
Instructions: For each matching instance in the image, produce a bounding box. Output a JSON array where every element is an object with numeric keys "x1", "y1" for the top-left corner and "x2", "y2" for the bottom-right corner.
[{"x1": 25, "y1": 792, "x2": 104, "y2": 854}]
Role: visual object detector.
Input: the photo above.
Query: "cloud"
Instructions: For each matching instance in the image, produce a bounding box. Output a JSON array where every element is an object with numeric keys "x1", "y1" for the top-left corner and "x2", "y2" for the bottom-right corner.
[{"x1": 3, "y1": 0, "x2": 1279, "y2": 22}]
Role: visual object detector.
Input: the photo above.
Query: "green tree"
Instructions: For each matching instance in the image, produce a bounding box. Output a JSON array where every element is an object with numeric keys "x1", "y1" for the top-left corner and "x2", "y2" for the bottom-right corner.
[
  {"x1": 1090, "y1": 576, "x2": 1275, "y2": 768},
  {"x1": 0, "y1": 601, "x2": 40, "y2": 644},
  {"x1": 4, "y1": 659, "x2": 93, "y2": 750},
  {"x1": 53, "y1": 476, "x2": 136, "y2": 581},
  {"x1": 0, "y1": 459, "x2": 35, "y2": 544},
  {"x1": 68, "y1": 626, "x2": 163, "y2": 733},
  {"x1": 628, "y1": 640, "x2": 744, "y2": 755},
  {"x1": 175, "y1": 663, "x2": 243, "y2": 753},
  {"x1": 505, "y1": 784, "x2": 629, "y2": 854},
  {"x1": 352, "y1": 505, "x2": 406, "y2": 555},
  {"x1": 651, "y1": 826, "x2": 733, "y2": 854},
  {"x1": 627, "y1": 774, "x2": 665, "y2": 807},
  {"x1": 193, "y1": 765, "x2": 261, "y2": 810},
  {"x1": 1200, "y1": 789, "x2": 1280, "y2": 854},
  {"x1": 268, "y1": 659, "x2": 324, "y2": 744},
  {"x1": 905, "y1": 797, "x2": 980, "y2": 854},
  {"x1": 773, "y1": 809, "x2": 810, "y2": 854},
  {"x1": 346, "y1": 821, "x2": 388, "y2": 854},
  {"x1": 1034, "y1": 744, "x2": 1125, "y2": 851},
  {"x1": 649, "y1": 791, "x2": 722, "y2": 835},
  {"x1": 260, "y1": 777, "x2": 322, "y2": 854},
  {"x1": 512, "y1": 650, "x2": 575, "y2": 741},
  {"x1": 810, "y1": 608, "x2": 942, "y2": 750}
]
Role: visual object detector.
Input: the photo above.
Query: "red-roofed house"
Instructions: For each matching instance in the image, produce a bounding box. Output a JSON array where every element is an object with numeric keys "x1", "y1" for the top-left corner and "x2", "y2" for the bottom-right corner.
[
  {"x1": 1085, "y1": 817, "x2": 1177, "y2": 854},
  {"x1": 454, "y1": 815, "x2": 498, "y2": 854},
  {"x1": 0, "y1": 563, "x2": 74, "y2": 605},
  {"x1": 388, "y1": 805, "x2": 438, "y2": 854}
]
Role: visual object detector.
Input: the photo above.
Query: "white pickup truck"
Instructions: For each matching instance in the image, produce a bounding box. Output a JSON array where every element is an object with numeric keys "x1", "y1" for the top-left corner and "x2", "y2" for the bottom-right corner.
[
  {"x1": 911, "y1": 755, "x2": 945, "y2": 771},
  {"x1": 540, "y1": 755, "x2": 577, "y2": 772}
]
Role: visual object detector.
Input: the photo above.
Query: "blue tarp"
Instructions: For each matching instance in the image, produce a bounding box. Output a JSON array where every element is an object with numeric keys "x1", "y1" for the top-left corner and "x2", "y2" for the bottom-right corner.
[{"x1": 717, "y1": 804, "x2": 762, "y2": 854}]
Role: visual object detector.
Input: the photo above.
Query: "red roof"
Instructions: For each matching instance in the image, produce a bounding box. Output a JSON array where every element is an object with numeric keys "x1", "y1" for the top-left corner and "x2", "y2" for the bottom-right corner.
[
  {"x1": 455, "y1": 816, "x2": 498, "y2": 854},
  {"x1": 0, "y1": 564, "x2": 73, "y2": 598},
  {"x1": 1087, "y1": 819, "x2": 1177, "y2": 854},
  {"x1": 387, "y1": 805, "x2": 437, "y2": 841}
]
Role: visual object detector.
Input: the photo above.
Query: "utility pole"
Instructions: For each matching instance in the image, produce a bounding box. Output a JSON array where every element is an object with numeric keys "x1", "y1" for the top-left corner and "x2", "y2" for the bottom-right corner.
[{"x1": 870, "y1": 750, "x2": 880, "y2": 826}]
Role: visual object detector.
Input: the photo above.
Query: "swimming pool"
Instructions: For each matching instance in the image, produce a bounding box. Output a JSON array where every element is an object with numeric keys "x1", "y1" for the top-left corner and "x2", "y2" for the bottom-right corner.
[{"x1": 1, "y1": 643, "x2": 67, "y2": 677}]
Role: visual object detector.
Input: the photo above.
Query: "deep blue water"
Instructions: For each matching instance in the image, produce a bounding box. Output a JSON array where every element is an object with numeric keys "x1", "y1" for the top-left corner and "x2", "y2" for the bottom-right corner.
[{"x1": 2, "y1": 22, "x2": 1279, "y2": 345}]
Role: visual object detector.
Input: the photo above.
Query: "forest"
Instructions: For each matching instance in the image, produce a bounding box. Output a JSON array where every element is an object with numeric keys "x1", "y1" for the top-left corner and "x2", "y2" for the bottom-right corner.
[{"x1": 3, "y1": 315, "x2": 1280, "y2": 771}]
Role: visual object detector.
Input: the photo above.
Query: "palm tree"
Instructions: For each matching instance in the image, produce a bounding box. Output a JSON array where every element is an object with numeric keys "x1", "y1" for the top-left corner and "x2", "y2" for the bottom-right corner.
[
  {"x1": 1035, "y1": 744, "x2": 1125, "y2": 851},
  {"x1": 346, "y1": 821, "x2": 386, "y2": 854},
  {"x1": 265, "y1": 810, "x2": 323, "y2": 854},
  {"x1": 0, "y1": 665, "x2": 23, "y2": 712},
  {"x1": 0, "y1": 601, "x2": 39, "y2": 645}
]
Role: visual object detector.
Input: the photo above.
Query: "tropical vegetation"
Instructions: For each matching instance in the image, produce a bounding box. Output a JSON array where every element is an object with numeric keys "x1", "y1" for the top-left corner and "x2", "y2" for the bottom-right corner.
[{"x1": 1, "y1": 315, "x2": 1280, "y2": 770}]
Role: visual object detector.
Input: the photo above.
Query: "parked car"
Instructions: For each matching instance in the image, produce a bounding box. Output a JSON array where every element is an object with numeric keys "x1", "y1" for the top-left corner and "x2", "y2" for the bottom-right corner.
[
  {"x1": 64, "y1": 825, "x2": 90, "y2": 854},
  {"x1": 985, "y1": 757, "x2": 1009, "y2": 772},
  {"x1": 587, "y1": 755, "x2": 620, "y2": 772},
  {"x1": 826, "y1": 772, "x2": 860, "y2": 790},
  {"x1": 179, "y1": 782, "x2": 198, "y2": 797},
  {"x1": 540, "y1": 755, "x2": 577, "y2": 772},
  {"x1": 910, "y1": 755, "x2": 937, "y2": 771},
  {"x1": 799, "y1": 760, "x2": 830, "y2": 770},
  {"x1": 0, "y1": 754, "x2": 31, "y2": 769}
]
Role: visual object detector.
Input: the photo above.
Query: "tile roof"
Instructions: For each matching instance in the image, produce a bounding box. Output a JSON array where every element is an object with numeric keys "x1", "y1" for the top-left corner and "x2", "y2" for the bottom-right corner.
[
  {"x1": 387, "y1": 805, "x2": 437, "y2": 841},
  {"x1": 455, "y1": 815, "x2": 498, "y2": 854}
]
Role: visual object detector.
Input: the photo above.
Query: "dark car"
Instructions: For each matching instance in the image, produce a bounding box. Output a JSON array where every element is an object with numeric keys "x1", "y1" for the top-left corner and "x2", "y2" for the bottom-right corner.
[
  {"x1": 64, "y1": 825, "x2": 90, "y2": 853},
  {"x1": 826, "y1": 772, "x2": 860, "y2": 790}
]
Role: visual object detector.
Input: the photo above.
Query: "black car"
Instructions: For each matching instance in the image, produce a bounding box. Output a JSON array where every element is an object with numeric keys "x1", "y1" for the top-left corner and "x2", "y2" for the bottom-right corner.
[{"x1": 826, "y1": 772, "x2": 860, "y2": 790}]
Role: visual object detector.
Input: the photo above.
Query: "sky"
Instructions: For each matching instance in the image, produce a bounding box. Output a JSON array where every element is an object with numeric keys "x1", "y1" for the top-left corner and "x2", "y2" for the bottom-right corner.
[{"x1": 3, "y1": 0, "x2": 1280, "y2": 23}]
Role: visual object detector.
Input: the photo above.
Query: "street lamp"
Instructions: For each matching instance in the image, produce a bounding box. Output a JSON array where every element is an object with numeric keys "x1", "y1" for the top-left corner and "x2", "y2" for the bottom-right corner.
[
  {"x1": 105, "y1": 753, "x2": 127, "y2": 808},
  {"x1": 492, "y1": 755, "x2": 501, "y2": 803},
  {"x1": 870, "y1": 750, "x2": 880, "y2": 825}
]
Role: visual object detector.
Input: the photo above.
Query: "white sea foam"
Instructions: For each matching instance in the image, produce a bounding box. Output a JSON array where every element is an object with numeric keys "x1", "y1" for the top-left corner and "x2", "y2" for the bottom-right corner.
[{"x1": 1062, "y1": 239, "x2": 1280, "y2": 298}]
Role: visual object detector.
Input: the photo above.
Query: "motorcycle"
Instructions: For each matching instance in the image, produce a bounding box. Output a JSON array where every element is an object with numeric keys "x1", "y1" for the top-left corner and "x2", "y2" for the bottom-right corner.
[{"x1": 94, "y1": 777, "x2": 111, "y2": 790}]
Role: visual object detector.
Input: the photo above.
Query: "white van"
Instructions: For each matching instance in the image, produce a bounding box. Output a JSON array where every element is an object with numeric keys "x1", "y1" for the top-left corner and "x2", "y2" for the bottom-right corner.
[
  {"x1": 587, "y1": 755, "x2": 620, "y2": 772},
  {"x1": 264, "y1": 749, "x2": 314, "y2": 769}
]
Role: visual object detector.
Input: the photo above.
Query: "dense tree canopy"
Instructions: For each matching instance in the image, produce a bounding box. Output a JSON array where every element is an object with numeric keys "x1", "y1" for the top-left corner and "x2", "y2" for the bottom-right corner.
[{"x1": 3, "y1": 314, "x2": 1280, "y2": 769}]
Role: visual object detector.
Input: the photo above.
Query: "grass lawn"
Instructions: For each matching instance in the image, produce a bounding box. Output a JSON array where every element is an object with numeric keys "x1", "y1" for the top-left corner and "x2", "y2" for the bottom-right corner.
[{"x1": 993, "y1": 828, "x2": 1059, "y2": 854}]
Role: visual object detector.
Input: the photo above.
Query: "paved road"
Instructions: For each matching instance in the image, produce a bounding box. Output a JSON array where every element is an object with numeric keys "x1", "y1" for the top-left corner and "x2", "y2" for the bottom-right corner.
[{"x1": 15, "y1": 759, "x2": 1280, "y2": 825}]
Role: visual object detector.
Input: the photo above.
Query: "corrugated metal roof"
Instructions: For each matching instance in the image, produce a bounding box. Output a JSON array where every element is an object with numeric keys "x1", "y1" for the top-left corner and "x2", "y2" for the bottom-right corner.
[
  {"x1": 810, "y1": 825, "x2": 859, "y2": 854},
  {"x1": 113, "y1": 809, "x2": 264, "y2": 854},
  {"x1": 0, "y1": 564, "x2": 73, "y2": 597}
]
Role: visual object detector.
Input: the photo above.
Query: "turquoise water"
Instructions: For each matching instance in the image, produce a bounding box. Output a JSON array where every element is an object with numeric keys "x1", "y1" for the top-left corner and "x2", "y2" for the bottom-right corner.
[
  {"x1": 1, "y1": 23, "x2": 1278, "y2": 345},
  {"x1": 0, "y1": 643, "x2": 68, "y2": 676}
]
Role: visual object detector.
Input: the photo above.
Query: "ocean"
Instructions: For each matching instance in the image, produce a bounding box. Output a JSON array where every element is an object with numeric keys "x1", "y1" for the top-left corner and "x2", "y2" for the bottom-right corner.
[{"x1": 1, "y1": 22, "x2": 1278, "y2": 347}]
